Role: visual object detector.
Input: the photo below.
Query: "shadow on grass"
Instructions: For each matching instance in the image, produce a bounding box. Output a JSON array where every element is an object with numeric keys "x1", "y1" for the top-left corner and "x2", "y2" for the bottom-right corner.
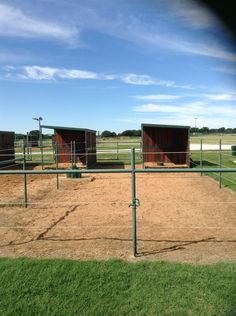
[{"x1": 191, "y1": 160, "x2": 219, "y2": 167}]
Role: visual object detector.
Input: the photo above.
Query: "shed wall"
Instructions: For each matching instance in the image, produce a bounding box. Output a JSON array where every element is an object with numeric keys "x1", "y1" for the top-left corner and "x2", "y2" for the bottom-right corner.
[
  {"x1": 143, "y1": 126, "x2": 189, "y2": 165},
  {"x1": 0, "y1": 132, "x2": 15, "y2": 164},
  {"x1": 55, "y1": 129, "x2": 97, "y2": 167}
]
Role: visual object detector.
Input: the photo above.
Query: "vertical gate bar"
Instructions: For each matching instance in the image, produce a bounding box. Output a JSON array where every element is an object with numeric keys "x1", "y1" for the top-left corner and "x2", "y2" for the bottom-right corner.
[
  {"x1": 131, "y1": 147, "x2": 137, "y2": 257},
  {"x1": 23, "y1": 144, "x2": 28, "y2": 208},
  {"x1": 219, "y1": 139, "x2": 222, "y2": 188},
  {"x1": 200, "y1": 138, "x2": 203, "y2": 176}
]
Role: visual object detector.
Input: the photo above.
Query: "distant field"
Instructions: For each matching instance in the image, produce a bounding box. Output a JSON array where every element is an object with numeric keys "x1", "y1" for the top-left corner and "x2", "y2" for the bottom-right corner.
[{"x1": 190, "y1": 134, "x2": 236, "y2": 144}]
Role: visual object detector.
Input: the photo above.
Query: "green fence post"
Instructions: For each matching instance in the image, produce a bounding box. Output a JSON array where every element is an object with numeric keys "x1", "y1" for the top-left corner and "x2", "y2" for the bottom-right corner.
[
  {"x1": 73, "y1": 140, "x2": 76, "y2": 167},
  {"x1": 219, "y1": 139, "x2": 222, "y2": 188},
  {"x1": 41, "y1": 142, "x2": 44, "y2": 170},
  {"x1": 70, "y1": 141, "x2": 73, "y2": 168},
  {"x1": 131, "y1": 147, "x2": 137, "y2": 257},
  {"x1": 23, "y1": 144, "x2": 28, "y2": 208},
  {"x1": 117, "y1": 141, "x2": 119, "y2": 160},
  {"x1": 55, "y1": 143, "x2": 59, "y2": 190},
  {"x1": 200, "y1": 138, "x2": 203, "y2": 176}
]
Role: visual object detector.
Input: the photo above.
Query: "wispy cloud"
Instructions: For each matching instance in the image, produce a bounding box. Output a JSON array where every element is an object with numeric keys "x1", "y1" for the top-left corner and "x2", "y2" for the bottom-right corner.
[
  {"x1": 0, "y1": 4, "x2": 77, "y2": 43},
  {"x1": 204, "y1": 94, "x2": 236, "y2": 101},
  {"x1": 133, "y1": 101, "x2": 236, "y2": 116},
  {"x1": 2, "y1": 65, "x2": 192, "y2": 89},
  {"x1": 71, "y1": 2, "x2": 236, "y2": 63},
  {"x1": 212, "y1": 65, "x2": 236, "y2": 75},
  {"x1": 133, "y1": 94, "x2": 182, "y2": 100}
]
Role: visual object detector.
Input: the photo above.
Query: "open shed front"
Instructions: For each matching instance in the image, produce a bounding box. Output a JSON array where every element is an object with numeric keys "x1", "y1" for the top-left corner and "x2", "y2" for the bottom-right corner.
[
  {"x1": 142, "y1": 124, "x2": 190, "y2": 167},
  {"x1": 42, "y1": 125, "x2": 97, "y2": 168},
  {"x1": 0, "y1": 131, "x2": 15, "y2": 166}
]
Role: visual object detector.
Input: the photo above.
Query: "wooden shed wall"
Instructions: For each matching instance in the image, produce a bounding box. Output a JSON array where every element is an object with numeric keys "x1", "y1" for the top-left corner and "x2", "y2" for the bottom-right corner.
[
  {"x1": 86, "y1": 131, "x2": 97, "y2": 167},
  {"x1": 0, "y1": 132, "x2": 15, "y2": 164},
  {"x1": 143, "y1": 126, "x2": 189, "y2": 165},
  {"x1": 55, "y1": 129, "x2": 97, "y2": 167}
]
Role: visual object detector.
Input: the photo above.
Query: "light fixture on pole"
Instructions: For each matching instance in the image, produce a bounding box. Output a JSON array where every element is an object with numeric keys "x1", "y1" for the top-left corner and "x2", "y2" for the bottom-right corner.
[{"x1": 32, "y1": 116, "x2": 43, "y2": 147}]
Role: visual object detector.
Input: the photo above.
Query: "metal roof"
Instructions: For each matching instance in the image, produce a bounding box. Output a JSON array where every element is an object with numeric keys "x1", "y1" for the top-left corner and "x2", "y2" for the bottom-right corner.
[
  {"x1": 41, "y1": 125, "x2": 96, "y2": 133},
  {"x1": 0, "y1": 131, "x2": 15, "y2": 134},
  {"x1": 141, "y1": 123, "x2": 190, "y2": 129}
]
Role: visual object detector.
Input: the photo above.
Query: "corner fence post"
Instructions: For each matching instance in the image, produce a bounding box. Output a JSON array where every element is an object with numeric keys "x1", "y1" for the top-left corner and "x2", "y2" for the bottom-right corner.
[
  {"x1": 200, "y1": 138, "x2": 203, "y2": 176},
  {"x1": 23, "y1": 144, "x2": 28, "y2": 208},
  {"x1": 219, "y1": 139, "x2": 222, "y2": 188},
  {"x1": 131, "y1": 147, "x2": 137, "y2": 257}
]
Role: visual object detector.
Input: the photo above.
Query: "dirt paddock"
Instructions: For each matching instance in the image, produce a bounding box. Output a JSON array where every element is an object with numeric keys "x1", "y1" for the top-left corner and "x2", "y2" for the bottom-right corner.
[{"x1": 0, "y1": 166, "x2": 235, "y2": 263}]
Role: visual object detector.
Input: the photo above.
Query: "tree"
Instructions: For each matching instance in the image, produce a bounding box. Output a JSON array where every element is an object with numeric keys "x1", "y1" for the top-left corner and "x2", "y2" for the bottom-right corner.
[
  {"x1": 101, "y1": 130, "x2": 117, "y2": 138},
  {"x1": 119, "y1": 130, "x2": 141, "y2": 137}
]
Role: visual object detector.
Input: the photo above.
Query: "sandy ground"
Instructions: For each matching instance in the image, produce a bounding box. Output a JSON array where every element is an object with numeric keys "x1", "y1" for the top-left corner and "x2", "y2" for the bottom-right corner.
[{"x1": 0, "y1": 165, "x2": 235, "y2": 263}]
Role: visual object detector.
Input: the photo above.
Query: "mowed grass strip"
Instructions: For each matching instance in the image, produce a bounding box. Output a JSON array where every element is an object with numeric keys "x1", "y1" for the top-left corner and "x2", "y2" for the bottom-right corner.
[{"x1": 0, "y1": 258, "x2": 236, "y2": 316}]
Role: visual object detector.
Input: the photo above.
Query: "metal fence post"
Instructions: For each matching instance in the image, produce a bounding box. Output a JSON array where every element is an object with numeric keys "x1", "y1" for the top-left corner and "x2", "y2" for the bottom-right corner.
[
  {"x1": 219, "y1": 139, "x2": 222, "y2": 188},
  {"x1": 55, "y1": 143, "x2": 59, "y2": 190},
  {"x1": 200, "y1": 138, "x2": 203, "y2": 176},
  {"x1": 23, "y1": 144, "x2": 28, "y2": 208},
  {"x1": 131, "y1": 147, "x2": 137, "y2": 257},
  {"x1": 70, "y1": 141, "x2": 73, "y2": 168},
  {"x1": 116, "y1": 141, "x2": 119, "y2": 160},
  {"x1": 73, "y1": 140, "x2": 76, "y2": 166}
]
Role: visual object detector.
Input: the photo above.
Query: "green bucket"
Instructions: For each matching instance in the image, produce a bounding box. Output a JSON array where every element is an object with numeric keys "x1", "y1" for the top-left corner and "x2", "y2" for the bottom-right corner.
[
  {"x1": 232, "y1": 145, "x2": 236, "y2": 157},
  {"x1": 67, "y1": 166, "x2": 81, "y2": 179}
]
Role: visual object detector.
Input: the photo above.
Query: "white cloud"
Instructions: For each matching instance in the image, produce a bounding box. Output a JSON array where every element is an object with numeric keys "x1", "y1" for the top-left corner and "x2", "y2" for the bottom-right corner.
[
  {"x1": 205, "y1": 94, "x2": 236, "y2": 101},
  {"x1": 2, "y1": 65, "x2": 192, "y2": 88},
  {"x1": 133, "y1": 101, "x2": 236, "y2": 116},
  {"x1": 121, "y1": 74, "x2": 156, "y2": 85},
  {"x1": 133, "y1": 94, "x2": 182, "y2": 100},
  {"x1": 0, "y1": 4, "x2": 76, "y2": 42}
]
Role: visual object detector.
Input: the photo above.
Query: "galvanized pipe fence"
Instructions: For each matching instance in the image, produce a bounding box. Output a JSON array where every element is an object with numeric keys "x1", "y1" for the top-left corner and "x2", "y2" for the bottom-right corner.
[{"x1": 0, "y1": 147, "x2": 236, "y2": 257}]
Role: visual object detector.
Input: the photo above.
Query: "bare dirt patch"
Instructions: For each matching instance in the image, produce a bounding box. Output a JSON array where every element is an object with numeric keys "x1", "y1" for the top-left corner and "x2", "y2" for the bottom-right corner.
[{"x1": 0, "y1": 166, "x2": 235, "y2": 263}]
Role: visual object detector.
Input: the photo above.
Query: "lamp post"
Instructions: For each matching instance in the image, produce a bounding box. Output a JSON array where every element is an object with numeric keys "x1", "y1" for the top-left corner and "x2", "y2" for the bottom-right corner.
[
  {"x1": 32, "y1": 116, "x2": 43, "y2": 168},
  {"x1": 194, "y1": 117, "x2": 198, "y2": 135},
  {"x1": 32, "y1": 116, "x2": 43, "y2": 146}
]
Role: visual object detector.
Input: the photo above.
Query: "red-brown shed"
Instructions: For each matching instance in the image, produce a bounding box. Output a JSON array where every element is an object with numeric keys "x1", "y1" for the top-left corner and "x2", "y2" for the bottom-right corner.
[
  {"x1": 0, "y1": 131, "x2": 15, "y2": 166},
  {"x1": 42, "y1": 125, "x2": 96, "y2": 167},
  {"x1": 141, "y1": 123, "x2": 190, "y2": 167}
]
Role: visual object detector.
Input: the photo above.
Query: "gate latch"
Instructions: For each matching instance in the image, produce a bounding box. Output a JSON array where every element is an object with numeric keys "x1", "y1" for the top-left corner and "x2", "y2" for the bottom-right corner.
[{"x1": 129, "y1": 198, "x2": 140, "y2": 208}]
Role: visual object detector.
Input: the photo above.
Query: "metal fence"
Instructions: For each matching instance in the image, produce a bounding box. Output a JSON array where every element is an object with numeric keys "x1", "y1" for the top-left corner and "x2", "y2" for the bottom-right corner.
[{"x1": 0, "y1": 148, "x2": 235, "y2": 257}]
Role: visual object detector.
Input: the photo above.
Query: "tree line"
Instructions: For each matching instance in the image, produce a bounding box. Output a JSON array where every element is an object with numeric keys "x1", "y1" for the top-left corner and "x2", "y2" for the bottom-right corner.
[
  {"x1": 15, "y1": 127, "x2": 236, "y2": 140},
  {"x1": 100, "y1": 127, "x2": 236, "y2": 138}
]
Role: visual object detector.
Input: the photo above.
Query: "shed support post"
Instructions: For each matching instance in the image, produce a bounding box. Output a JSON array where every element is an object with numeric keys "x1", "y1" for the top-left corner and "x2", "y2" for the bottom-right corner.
[{"x1": 219, "y1": 139, "x2": 222, "y2": 188}]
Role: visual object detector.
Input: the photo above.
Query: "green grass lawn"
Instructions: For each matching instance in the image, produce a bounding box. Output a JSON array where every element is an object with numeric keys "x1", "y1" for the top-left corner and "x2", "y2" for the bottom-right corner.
[
  {"x1": 191, "y1": 150, "x2": 236, "y2": 191},
  {"x1": 0, "y1": 258, "x2": 236, "y2": 316}
]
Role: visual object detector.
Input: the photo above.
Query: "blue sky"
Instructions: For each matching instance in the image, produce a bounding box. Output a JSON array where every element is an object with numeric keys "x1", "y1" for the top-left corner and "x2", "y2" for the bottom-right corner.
[{"x1": 0, "y1": 0, "x2": 236, "y2": 134}]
